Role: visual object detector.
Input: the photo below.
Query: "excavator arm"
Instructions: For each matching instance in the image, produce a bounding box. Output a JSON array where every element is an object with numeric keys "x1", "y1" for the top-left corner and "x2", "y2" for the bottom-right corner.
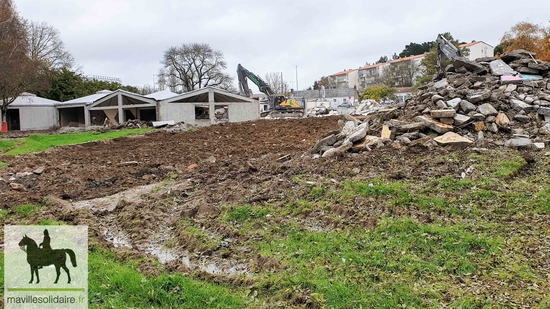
[
  {"x1": 436, "y1": 34, "x2": 463, "y2": 80},
  {"x1": 237, "y1": 64, "x2": 275, "y2": 98}
]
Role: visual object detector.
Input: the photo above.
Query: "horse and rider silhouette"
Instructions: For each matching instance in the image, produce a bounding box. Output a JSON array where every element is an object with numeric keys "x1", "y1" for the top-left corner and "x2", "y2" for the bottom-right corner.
[{"x1": 18, "y1": 229, "x2": 77, "y2": 284}]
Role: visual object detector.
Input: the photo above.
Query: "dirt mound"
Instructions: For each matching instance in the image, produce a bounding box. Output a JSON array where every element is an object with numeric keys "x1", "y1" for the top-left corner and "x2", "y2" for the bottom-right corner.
[{"x1": 0, "y1": 117, "x2": 341, "y2": 207}]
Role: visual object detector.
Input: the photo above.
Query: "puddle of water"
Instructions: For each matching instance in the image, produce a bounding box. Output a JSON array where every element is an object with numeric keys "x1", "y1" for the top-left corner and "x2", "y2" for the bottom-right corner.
[{"x1": 104, "y1": 229, "x2": 132, "y2": 248}]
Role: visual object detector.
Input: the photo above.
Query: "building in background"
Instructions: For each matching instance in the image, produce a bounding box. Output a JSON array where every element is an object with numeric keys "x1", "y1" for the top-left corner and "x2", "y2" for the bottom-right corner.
[
  {"x1": 328, "y1": 69, "x2": 358, "y2": 89},
  {"x1": 460, "y1": 41, "x2": 494, "y2": 60}
]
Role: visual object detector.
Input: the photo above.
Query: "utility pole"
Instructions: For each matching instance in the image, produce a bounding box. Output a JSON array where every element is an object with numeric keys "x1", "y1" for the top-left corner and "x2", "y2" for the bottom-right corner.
[{"x1": 295, "y1": 66, "x2": 298, "y2": 90}]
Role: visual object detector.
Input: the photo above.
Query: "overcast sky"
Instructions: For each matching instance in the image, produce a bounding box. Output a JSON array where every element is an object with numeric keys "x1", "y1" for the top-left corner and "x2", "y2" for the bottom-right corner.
[{"x1": 14, "y1": 0, "x2": 550, "y2": 92}]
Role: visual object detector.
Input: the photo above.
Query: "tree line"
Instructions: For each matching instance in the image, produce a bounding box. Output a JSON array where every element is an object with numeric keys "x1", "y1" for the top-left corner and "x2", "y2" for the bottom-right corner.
[{"x1": 0, "y1": 0, "x2": 240, "y2": 122}]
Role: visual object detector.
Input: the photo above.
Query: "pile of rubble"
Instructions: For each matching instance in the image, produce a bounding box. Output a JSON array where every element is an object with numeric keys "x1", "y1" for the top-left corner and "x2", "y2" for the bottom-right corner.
[{"x1": 311, "y1": 49, "x2": 550, "y2": 157}]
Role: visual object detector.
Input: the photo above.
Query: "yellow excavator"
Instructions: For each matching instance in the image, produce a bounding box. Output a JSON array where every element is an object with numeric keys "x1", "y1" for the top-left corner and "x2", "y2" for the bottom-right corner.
[{"x1": 237, "y1": 64, "x2": 304, "y2": 117}]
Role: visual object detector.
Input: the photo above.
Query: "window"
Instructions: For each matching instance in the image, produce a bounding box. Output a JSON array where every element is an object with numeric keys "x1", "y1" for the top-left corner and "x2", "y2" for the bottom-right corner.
[
  {"x1": 214, "y1": 105, "x2": 228, "y2": 120},
  {"x1": 195, "y1": 106, "x2": 209, "y2": 120}
]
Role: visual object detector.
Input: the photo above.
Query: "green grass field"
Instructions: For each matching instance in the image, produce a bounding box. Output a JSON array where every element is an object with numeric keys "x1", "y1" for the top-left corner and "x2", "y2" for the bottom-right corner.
[
  {"x1": 0, "y1": 128, "x2": 151, "y2": 168},
  {"x1": 1, "y1": 148, "x2": 549, "y2": 308}
]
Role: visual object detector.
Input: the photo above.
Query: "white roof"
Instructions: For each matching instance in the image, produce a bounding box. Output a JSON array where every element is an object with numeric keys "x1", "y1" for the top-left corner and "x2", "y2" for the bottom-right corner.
[
  {"x1": 58, "y1": 90, "x2": 113, "y2": 106},
  {"x1": 57, "y1": 89, "x2": 152, "y2": 107},
  {"x1": 145, "y1": 89, "x2": 178, "y2": 101},
  {"x1": 10, "y1": 93, "x2": 59, "y2": 107}
]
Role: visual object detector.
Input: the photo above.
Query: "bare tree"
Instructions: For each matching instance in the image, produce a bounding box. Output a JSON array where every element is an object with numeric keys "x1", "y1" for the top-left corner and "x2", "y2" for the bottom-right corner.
[
  {"x1": 27, "y1": 21, "x2": 75, "y2": 70},
  {"x1": 264, "y1": 72, "x2": 289, "y2": 94},
  {"x1": 161, "y1": 43, "x2": 233, "y2": 92},
  {"x1": 0, "y1": 0, "x2": 45, "y2": 123}
]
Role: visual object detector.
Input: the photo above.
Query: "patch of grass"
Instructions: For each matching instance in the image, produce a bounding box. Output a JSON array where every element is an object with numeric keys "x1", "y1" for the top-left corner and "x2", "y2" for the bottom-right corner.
[
  {"x1": 309, "y1": 186, "x2": 326, "y2": 200},
  {"x1": 345, "y1": 178, "x2": 408, "y2": 197},
  {"x1": 14, "y1": 203, "x2": 41, "y2": 217},
  {"x1": 89, "y1": 246, "x2": 247, "y2": 308},
  {"x1": 257, "y1": 218, "x2": 502, "y2": 308},
  {"x1": 437, "y1": 176, "x2": 474, "y2": 191},
  {"x1": 0, "y1": 161, "x2": 7, "y2": 168},
  {"x1": 4, "y1": 128, "x2": 151, "y2": 156},
  {"x1": 493, "y1": 159, "x2": 526, "y2": 179},
  {"x1": 0, "y1": 139, "x2": 15, "y2": 151},
  {"x1": 536, "y1": 188, "x2": 550, "y2": 213},
  {"x1": 225, "y1": 205, "x2": 271, "y2": 222}
]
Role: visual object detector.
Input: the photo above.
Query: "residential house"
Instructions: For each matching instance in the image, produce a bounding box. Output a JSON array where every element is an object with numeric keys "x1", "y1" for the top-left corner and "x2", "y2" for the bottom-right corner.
[{"x1": 459, "y1": 41, "x2": 494, "y2": 60}]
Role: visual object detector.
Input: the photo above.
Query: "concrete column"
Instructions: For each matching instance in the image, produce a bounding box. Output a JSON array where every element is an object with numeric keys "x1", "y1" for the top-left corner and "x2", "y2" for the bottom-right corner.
[
  {"x1": 118, "y1": 93, "x2": 124, "y2": 124},
  {"x1": 208, "y1": 88, "x2": 215, "y2": 124},
  {"x1": 84, "y1": 105, "x2": 91, "y2": 127}
]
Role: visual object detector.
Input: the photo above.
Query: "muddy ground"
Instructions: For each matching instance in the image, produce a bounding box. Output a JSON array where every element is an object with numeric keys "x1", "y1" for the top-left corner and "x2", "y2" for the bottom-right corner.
[
  {"x1": 3, "y1": 115, "x2": 550, "y2": 307},
  {"x1": 0, "y1": 116, "x2": 444, "y2": 268}
]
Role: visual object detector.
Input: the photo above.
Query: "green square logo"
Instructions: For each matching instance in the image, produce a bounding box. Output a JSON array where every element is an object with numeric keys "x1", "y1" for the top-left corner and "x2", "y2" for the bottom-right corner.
[{"x1": 4, "y1": 226, "x2": 88, "y2": 308}]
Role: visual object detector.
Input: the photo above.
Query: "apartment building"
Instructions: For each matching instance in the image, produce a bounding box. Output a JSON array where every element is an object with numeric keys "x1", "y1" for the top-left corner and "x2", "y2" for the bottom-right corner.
[
  {"x1": 357, "y1": 63, "x2": 387, "y2": 90},
  {"x1": 328, "y1": 69, "x2": 358, "y2": 89}
]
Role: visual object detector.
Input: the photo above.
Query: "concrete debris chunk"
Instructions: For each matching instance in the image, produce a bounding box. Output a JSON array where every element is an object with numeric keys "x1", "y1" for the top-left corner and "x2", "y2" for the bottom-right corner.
[
  {"x1": 467, "y1": 91, "x2": 491, "y2": 103},
  {"x1": 431, "y1": 109, "x2": 456, "y2": 118},
  {"x1": 477, "y1": 103, "x2": 498, "y2": 116},
  {"x1": 10, "y1": 183, "x2": 26, "y2": 191},
  {"x1": 505, "y1": 137, "x2": 533, "y2": 149},
  {"x1": 434, "y1": 132, "x2": 473, "y2": 146},
  {"x1": 495, "y1": 113, "x2": 510, "y2": 126},
  {"x1": 453, "y1": 114, "x2": 471, "y2": 126},
  {"x1": 490, "y1": 59, "x2": 518, "y2": 76},
  {"x1": 415, "y1": 115, "x2": 453, "y2": 134},
  {"x1": 446, "y1": 98, "x2": 461, "y2": 110}
]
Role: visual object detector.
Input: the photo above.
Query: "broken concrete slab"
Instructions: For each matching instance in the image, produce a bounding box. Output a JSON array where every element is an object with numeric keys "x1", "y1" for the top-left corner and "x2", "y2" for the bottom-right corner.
[
  {"x1": 490, "y1": 59, "x2": 517, "y2": 76},
  {"x1": 431, "y1": 109, "x2": 457, "y2": 118},
  {"x1": 505, "y1": 84, "x2": 517, "y2": 93},
  {"x1": 415, "y1": 115, "x2": 453, "y2": 134},
  {"x1": 496, "y1": 113, "x2": 510, "y2": 126},
  {"x1": 521, "y1": 74, "x2": 544, "y2": 81},
  {"x1": 434, "y1": 132, "x2": 473, "y2": 146},
  {"x1": 446, "y1": 98, "x2": 461, "y2": 110},
  {"x1": 501, "y1": 75, "x2": 523, "y2": 84},
  {"x1": 518, "y1": 66, "x2": 540, "y2": 75},
  {"x1": 467, "y1": 91, "x2": 491, "y2": 103},
  {"x1": 453, "y1": 57, "x2": 488, "y2": 74},
  {"x1": 454, "y1": 114, "x2": 471, "y2": 126},
  {"x1": 477, "y1": 103, "x2": 498, "y2": 116},
  {"x1": 393, "y1": 122, "x2": 427, "y2": 133},
  {"x1": 538, "y1": 107, "x2": 550, "y2": 116},
  {"x1": 345, "y1": 124, "x2": 368, "y2": 143},
  {"x1": 528, "y1": 62, "x2": 550, "y2": 71},
  {"x1": 152, "y1": 120, "x2": 176, "y2": 127},
  {"x1": 310, "y1": 134, "x2": 342, "y2": 154},
  {"x1": 501, "y1": 50, "x2": 537, "y2": 62},
  {"x1": 322, "y1": 141, "x2": 352, "y2": 157},
  {"x1": 505, "y1": 137, "x2": 533, "y2": 149},
  {"x1": 514, "y1": 114, "x2": 531, "y2": 123},
  {"x1": 460, "y1": 100, "x2": 477, "y2": 113},
  {"x1": 511, "y1": 99, "x2": 533, "y2": 111},
  {"x1": 434, "y1": 79, "x2": 449, "y2": 89}
]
